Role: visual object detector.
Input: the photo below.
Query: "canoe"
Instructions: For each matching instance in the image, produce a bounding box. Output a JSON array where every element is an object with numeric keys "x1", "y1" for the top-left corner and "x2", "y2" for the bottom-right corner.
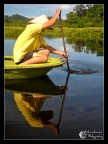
[
  {"x1": 4, "y1": 56, "x2": 65, "y2": 79},
  {"x1": 5, "y1": 75, "x2": 65, "y2": 96}
]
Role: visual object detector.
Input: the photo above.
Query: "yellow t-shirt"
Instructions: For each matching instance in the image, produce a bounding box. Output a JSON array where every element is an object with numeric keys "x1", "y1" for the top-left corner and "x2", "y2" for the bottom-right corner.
[{"x1": 13, "y1": 23, "x2": 48, "y2": 63}]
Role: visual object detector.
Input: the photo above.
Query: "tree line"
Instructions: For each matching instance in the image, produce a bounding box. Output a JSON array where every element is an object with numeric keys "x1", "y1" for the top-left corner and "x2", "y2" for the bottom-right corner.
[{"x1": 4, "y1": 4, "x2": 104, "y2": 28}]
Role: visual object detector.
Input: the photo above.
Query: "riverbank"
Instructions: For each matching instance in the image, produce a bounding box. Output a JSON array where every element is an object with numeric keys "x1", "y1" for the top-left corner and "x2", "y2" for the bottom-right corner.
[{"x1": 4, "y1": 26, "x2": 103, "y2": 42}]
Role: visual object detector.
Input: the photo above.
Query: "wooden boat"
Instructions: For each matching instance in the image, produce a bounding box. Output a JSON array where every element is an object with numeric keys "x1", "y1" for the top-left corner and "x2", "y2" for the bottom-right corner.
[
  {"x1": 4, "y1": 56, "x2": 65, "y2": 79},
  {"x1": 5, "y1": 75, "x2": 65, "y2": 96}
]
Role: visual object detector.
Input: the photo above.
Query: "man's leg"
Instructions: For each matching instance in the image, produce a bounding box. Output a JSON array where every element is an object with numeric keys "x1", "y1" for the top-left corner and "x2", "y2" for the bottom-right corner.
[{"x1": 20, "y1": 49, "x2": 50, "y2": 64}]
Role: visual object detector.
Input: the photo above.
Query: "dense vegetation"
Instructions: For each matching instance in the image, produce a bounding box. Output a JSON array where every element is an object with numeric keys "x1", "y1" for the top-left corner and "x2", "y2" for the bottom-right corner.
[
  {"x1": 4, "y1": 4, "x2": 104, "y2": 28},
  {"x1": 64, "y1": 4, "x2": 104, "y2": 28}
]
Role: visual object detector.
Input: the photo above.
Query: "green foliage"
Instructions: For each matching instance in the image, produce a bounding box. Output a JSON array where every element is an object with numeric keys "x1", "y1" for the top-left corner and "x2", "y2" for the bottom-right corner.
[
  {"x1": 65, "y1": 27, "x2": 104, "y2": 42},
  {"x1": 5, "y1": 26, "x2": 103, "y2": 43},
  {"x1": 4, "y1": 26, "x2": 25, "y2": 38},
  {"x1": 66, "y1": 4, "x2": 104, "y2": 28},
  {"x1": 73, "y1": 4, "x2": 86, "y2": 18},
  {"x1": 4, "y1": 4, "x2": 103, "y2": 28},
  {"x1": 4, "y1": 14, "x2": 30, "y2": 26}
]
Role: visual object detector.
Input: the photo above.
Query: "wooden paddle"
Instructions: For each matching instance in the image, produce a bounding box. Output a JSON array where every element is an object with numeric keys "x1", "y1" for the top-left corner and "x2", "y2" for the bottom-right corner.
[{"x1": 59, "y1": 13, "x2": 70, "y2": 73}]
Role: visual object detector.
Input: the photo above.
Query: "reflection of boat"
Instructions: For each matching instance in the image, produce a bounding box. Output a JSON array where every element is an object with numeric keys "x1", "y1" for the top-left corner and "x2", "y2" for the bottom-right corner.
[
  {"x1": 4, "y1": 56, "x2": 65, "y2": 79},
  {"x1": 5, "y1": 75, "x2": 65, "y2": 96},
  {"x1": 5, "y1": 74, "x2": 69, "y2": 135},
  {"x1": 5, "y1": 73, "x2": 70, "y2": 135}
]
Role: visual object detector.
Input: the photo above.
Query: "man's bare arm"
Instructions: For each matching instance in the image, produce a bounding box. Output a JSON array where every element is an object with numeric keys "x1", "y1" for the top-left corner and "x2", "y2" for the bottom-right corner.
[
  {"x1": 43, "y1": 45, "x2": 68, "y2": 58},
  {"x1": 42, "y1": 8, "x2": 61, "y2": 30}
]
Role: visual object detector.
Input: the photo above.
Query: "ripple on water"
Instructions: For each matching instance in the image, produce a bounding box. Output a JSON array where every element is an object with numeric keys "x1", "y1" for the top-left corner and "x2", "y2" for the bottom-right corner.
[{"x1": 62, "y1": 61, "x2": 99, "y2": 74}]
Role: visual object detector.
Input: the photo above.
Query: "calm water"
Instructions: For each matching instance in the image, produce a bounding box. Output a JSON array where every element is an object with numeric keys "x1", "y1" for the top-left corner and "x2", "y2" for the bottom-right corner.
[{"x1": 4, "y1": 37, "x2": 104, "y2": 140}]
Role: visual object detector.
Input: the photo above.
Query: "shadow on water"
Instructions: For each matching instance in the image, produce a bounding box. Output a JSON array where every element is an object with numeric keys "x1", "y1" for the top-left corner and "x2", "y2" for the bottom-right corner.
[{"x1": 5, "y1": 74, "x2": 70, "y2": 136}]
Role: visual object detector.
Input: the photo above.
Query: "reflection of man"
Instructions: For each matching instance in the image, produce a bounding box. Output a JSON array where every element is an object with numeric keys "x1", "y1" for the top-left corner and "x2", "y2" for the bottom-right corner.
[{"x1": 14, "y1": 92, "x2": 59, "y2": 135}]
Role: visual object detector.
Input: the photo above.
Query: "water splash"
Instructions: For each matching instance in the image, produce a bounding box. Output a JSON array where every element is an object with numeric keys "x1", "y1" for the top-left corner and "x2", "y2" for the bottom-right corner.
[{"x1": 62, "y1": 63, "x2": 98, "y2": 74}]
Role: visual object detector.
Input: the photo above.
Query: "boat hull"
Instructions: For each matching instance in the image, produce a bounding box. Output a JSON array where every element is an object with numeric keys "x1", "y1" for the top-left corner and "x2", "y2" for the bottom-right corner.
[{"x1": 4, "y1": 56, "x2": 65, "y2": 79}]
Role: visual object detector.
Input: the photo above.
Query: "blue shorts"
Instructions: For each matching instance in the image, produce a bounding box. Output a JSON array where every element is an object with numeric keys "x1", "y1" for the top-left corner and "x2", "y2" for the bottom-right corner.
[{"x1": 15, "y1": 52, "x2": 33, "y2": 65}]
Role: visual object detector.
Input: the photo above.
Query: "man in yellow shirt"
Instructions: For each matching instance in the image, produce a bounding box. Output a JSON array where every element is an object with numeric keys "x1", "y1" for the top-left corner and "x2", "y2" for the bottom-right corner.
[{"x1": 13, "y1": 8, "x2": 68, "y2": 65}]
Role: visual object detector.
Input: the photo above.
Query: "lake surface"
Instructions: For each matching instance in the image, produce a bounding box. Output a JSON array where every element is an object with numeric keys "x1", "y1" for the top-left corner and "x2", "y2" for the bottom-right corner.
[{"x1": 4, "y1": 37, "x2": 104, "y2": 140}]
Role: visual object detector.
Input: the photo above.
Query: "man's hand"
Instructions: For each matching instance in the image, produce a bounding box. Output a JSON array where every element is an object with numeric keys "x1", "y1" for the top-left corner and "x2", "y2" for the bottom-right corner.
[
  {"x1": 61, "y1": 53, "x2": 69, "y2": 58},
  {"x1": 56, "y1": 8, "x2": 62, "y2": 15}
]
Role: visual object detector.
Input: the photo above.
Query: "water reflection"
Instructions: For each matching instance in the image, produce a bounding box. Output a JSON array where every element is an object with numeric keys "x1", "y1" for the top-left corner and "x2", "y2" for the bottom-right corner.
[
  {"x1": 5, "y1": 75, "x2": 65, "y2": 96},
  {"x1": 66, "y1": 38, "x2": 103, "y2": 56},
  {"x1": 5, "y1": 74, "x2": 70, "y2": 135},
  {"x1": 14, "y1": 93, "x2": 59, "y2": 135},
  {"x1": 56, "y1": 73, "x2": 70, "y2": 131}
]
